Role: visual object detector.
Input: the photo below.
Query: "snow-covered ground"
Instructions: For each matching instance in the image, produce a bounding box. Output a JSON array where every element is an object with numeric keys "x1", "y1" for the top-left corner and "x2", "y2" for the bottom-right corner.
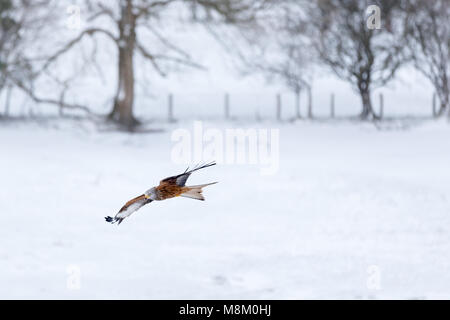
[{"x1": 1, "y1": 118, "x2": 450, "y2": 299}]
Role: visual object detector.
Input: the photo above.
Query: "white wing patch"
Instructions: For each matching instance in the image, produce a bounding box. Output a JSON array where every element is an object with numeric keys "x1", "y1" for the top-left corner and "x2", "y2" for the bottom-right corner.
[{"x1": 115, "y1": 202, "x2": 143, "y2": 219}]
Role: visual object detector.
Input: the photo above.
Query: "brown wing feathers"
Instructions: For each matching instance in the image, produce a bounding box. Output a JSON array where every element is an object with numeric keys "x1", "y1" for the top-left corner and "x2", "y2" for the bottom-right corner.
[{"x1": 119, "y1": 194, "x2": 146, "y2": 212}]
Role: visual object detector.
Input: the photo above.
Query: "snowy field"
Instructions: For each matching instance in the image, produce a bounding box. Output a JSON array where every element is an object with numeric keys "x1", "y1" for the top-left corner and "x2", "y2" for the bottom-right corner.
[{"x1": 1, "y1": 118, "x2": 450, "y2": 299}]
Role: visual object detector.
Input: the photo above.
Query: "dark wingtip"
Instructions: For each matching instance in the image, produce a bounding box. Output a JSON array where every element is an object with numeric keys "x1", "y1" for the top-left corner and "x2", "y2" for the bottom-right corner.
[
  {"x1": 105, "y1": 216, "x2": 114, "y2": 223},
  {"x1": 199, "y1": 161, "x2": 216, "y2": 169}
]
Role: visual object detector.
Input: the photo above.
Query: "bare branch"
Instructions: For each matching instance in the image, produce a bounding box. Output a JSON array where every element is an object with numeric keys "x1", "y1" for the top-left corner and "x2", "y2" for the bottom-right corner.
[
  {"x1": 11, "y1": 75, "x2": 95, "y2": 115},
  {"x1": 86, "y1": 2, "x2": 117, "y2": 22},
  {"x1": 134, "y1": 0, "x2": 175, "y2": 19},
  {"x1": 136, "y1": 41, "x2": 206, "y2": 76},
  {"x1": 40, "y1": 28, "x2": 118, "y2": 72}
]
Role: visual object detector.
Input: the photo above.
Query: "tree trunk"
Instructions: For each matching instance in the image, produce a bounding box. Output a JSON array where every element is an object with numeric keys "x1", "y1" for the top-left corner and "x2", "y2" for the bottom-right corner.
[
  {"x1": 109, "y1": 46, "x2": 136, "y2": 127},
  {"x1": 434, "y1": 94, "x2": 449, "y2": 118},
  {"x1": 360, "y1": 90, "x2": 371, "y2": 120},
  {"x1": 445, "y1": 100, "x2": 450, "y2": 118},
  {"x1": 442, "y1": 90, "x2": 450, "y2": 118},
  {"x1": 108, "y1": 0, "x2": 137, "y2": 129},
  {"x1": 358, "y1": 86, "x2": 379, "y2": 121},
  {"x1": 447, "y1": 99, "x2": 450, "y2": 119},
  {"x1": 434, "y1": 102, "x2": 447, "y2": 117},
  {"x1": 443, "y1": 77, "x2": 449, "y2": 118}
]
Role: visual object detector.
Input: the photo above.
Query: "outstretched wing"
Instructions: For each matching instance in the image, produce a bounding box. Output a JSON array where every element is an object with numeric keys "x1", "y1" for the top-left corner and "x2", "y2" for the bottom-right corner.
[
  {"x1": 159, "y1": 161, "x2": 216, "y2": 187},
  {"x1": 105, "y1": 194, "x2": 152, "y2": 225},
  {"x1": 118, "y1": 194, "x2": 148, "y2": 213}
]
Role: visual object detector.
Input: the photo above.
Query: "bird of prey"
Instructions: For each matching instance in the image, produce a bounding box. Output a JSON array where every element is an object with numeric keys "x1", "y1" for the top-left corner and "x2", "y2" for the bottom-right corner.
[{"x1": 105, "y1": 162, "x2": 217, "y2": 225}]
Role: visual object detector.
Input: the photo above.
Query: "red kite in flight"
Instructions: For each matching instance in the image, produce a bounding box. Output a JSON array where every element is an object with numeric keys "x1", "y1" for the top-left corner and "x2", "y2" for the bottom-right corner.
[{"x1": 105, "y1": 162, "x2": 217, "y2": 225}]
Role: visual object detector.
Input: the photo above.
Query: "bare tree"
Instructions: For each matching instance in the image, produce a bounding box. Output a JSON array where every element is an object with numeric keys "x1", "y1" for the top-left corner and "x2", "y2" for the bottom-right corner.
[
  {"x1": 0, "y1": 0, "x2": 35, "y2": 115},
  {"x1": 403, "y1": 0, "x2": 449, "y2": 118},
  {"x1": 262, "y1": 2, "x2": 312, "y2": 119},
  {"x1": 43, "y1": 0, "x2": 270, "y2": 128},
  {"x1": 305, "y1": 0, "x2": 406, "y2": 120},
  {"x1": 0, "y1": 0, "x2": 64, "y2": 117},
  {"x1": 265, "y1": 45, "x2": 312, "y2": 119},
  {"x1": 219, "y1": 1, "x2": 313, "y2": 119}
]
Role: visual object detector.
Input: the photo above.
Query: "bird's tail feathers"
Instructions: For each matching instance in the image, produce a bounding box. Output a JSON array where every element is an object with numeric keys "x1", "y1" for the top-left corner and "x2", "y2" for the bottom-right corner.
[
  {"x1": 181, "y1": 182, "x2": 218, "y2": 201},
  {"x1": 188, "y1": 182, "x2": 218, "y2": 189}
]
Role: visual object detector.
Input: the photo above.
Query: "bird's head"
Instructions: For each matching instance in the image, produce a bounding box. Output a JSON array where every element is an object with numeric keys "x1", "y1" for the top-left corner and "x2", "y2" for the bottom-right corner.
[{"x1": 144, "y1": 187, "x2": 157, "y2": 200}]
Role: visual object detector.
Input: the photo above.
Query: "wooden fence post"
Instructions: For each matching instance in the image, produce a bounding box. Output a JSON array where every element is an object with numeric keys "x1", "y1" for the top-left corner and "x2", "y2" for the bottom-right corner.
[
  {"x1": 330, "y1": 93, "x2": 335, "y2": 118},
  {"x1": 276, "y1": 93, "x2": 282, "y2": 121},
  {"x1": 256, "y1": 110, "x2": 261, "y2": 122},
  {"x1": 4, "y1": 85, "x2": 12, "y2": 117},
  {"x1": 432, "y1": 92, "x2": 437, "y2": 117},
  {"x1": 224, "y1": 93, "x2": 230, "y2": 120},
  {"x1": 295, "y1": 89, "x2": 301, "y2": 119},
  {"x1": 379, "y1": 93, "x2": 384, "y2": 120},
  {"x1": 168, "y1": 93, "x2": 175, "y2": 122},
  {"x1": 307, "y1": 87, "x2": 313, "y2": 119}
]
